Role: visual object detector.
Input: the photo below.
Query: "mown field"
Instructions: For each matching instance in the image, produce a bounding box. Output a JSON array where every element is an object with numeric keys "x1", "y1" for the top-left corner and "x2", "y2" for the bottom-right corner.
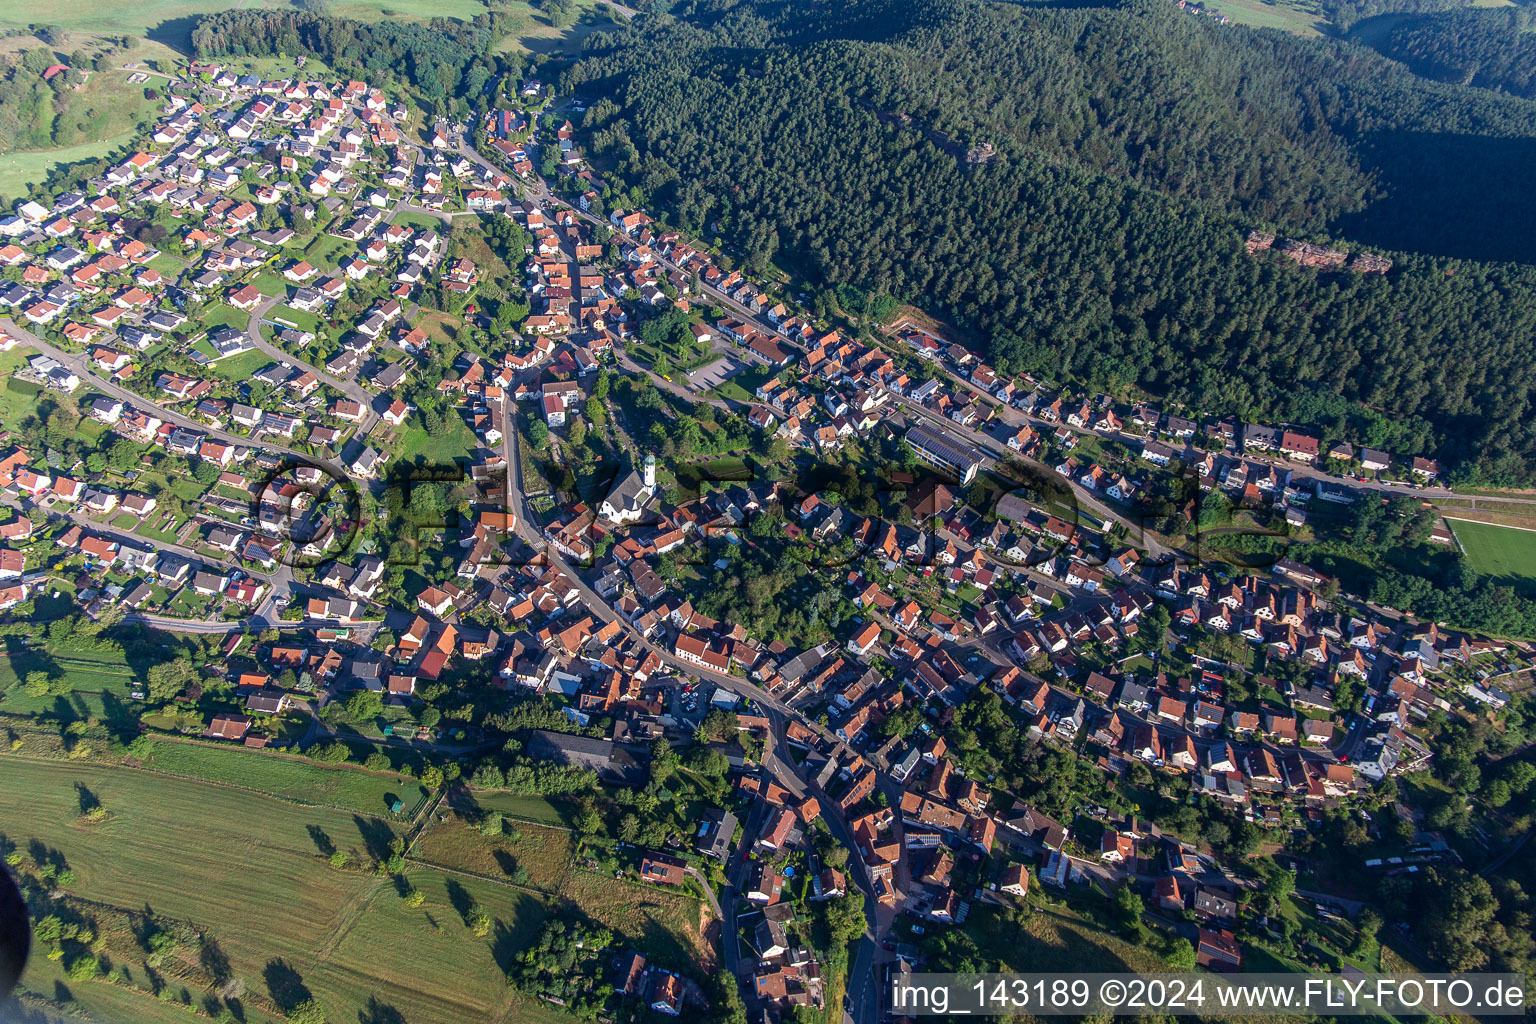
[
  {"x1": 413, "y1": 816, "x2": 574, "y2": 890},
  {"x1": 1, "y1": 755, "x2": 575, "y2": 1024},
  {"x1": 0, "y1": 132, "x2": 124, "y2": 196},
  {"x1": 0, "y1": 642, "x2": 145, "y2": 720},
  {"x1": 139, "y1": 736, "x2": 432, "y2": 817},
  {"x1": 0, "y1": 0, "x2": 495, "y2": 41},
  {"x1": 1449, "y1": 518, "x2": 1536, "y2": 588},
  {"x1": 457, "y1": 788, "x2": 576, "y2": 828},
  {"x1": 412, "y1": 794, "x2": 711, "y2": 968}
]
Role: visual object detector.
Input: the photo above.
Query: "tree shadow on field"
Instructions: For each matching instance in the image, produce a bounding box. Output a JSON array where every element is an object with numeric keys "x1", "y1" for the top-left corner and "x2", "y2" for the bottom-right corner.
[
  {"x1": 352, "y1": 815, "x2": 394, "y2": 863},
  {"x1": 444, "y1": 879, "x2": 474, "y2": 924},
  {"x1": 306, "y1": 825, "x2": 335, "y2": 857},
  {"x1": 74, "y1": 784, "x2": 100, "y2": 816},
  {"x1": 262, "y1": 959, "x2": 311, "y2": 1014},
  {"x1": 490, "y1": 919, "x2": 524, "y2": 974},
  {"x1": 199, "y1": 935, "x2": 232, "y2": 985},
  {"x1": 98, "y1": 693, "x2": 141, "y2": 745},
  {"x1": 146, "y1": 17, "x2": 201, "y2": 55},
  {"x1": 358, "y1": 996, "x2": 407, "y2": 1024}
]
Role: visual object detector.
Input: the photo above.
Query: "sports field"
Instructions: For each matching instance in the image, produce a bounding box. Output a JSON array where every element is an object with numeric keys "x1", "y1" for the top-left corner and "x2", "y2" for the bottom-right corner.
[
  {"x1": 1449, "y1": 518, "x2": 1536, "y2": 587},
  {"x1": 1, "y1": 755, "x2": 571, "y2": 1024}
]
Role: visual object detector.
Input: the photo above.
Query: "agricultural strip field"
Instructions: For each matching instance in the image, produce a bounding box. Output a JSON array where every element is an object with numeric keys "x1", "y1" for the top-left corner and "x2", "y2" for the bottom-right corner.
[
  {"x1": 139, "y1": 736, "x2": 432, "y2": 817},
  {"x1": 0, "y1": 643, "x2": 144, "y2": 719},
  {"x1": 1448, "y1": 518, "x2": 1536, "y2": 588},
  {"x1": 1, "y1": 755, "x2": 571, "y2": 1024},
  {"x1": 411, "y1": 793, "x2": 711, "y2": 967}
]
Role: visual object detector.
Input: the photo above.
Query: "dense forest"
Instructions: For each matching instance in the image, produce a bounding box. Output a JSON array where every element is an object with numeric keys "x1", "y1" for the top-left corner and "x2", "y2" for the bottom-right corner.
[
  {"x1": 189, "y1": 9, "x2": 522, "y2": 119},
  {"x1": 553, "y1": 0, "x2": 1536, "y2": 482},
  {"x1": 1366, "y1": 6, "x2": 1536, "y2": 98}
]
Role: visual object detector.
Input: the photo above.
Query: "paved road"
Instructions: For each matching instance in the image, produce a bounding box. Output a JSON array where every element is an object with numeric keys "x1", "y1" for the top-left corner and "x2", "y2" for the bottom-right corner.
[
  {"x1": 476, "y1": 146, "x2": 914, "y2": 1024},
  {"x1": 121, "y1": 612, "x2": 252, "y2": 633},
  {"x1": 1, "y1": 319, "x2": 351, "y2": 481},
  {"x1": 245, "y1": 295, "x2": 381, "y2": 435}
]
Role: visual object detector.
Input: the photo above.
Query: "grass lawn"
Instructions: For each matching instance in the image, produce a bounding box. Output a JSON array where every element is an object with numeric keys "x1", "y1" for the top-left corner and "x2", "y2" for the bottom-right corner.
[
  {"x1": 462, "y1": 790, "x2": 578, "y2": 827},
  {"x1": 139, "y1": 736, "x2": 431, "y2": 818},
  {"x1": 147, "y1": 252, "x2": 185, "y2": 278},
  {"x1": 705, "y1": 361, "x2": 776, "y2": 403},
  {"x1": 169, "y1": 476, "x2": 207, "y2": 501},
  {"x1": 200, "y1": 302, "x2": 249, "y2": 332},
  {"x1": 303, "y1": 234, "x2": 356, "y2": 269},
  {"x1": 0, "y1": 347, "x2": 42, "y2": 422},
  {"x1": 417, "y1": 309, "x2": 465, "y2": 347},
  {"x1": 1448, "y1": 517, "x2": 1536, "y2": 591},
  {"x1": 391, "y1": 210, "x2": 446, "y2": 230},
  {"x1": 268, "y1": 304, "x2": 323, "y2": 335},
  {"x1": 250, "y1": 271, "x2": 291, "y2": 298},
  {"x1": 135, "y1": 514, "x2": 187, "y2": 545},
  {"x1": 395, "y1": 417, "x2": 479, "y2": 467},
  {"x1": 963, "y1": 899, "x2": 1168, "y2": 975},
  {"x1": 208, "y1": 347, "x2": 276, "y2": 383}
]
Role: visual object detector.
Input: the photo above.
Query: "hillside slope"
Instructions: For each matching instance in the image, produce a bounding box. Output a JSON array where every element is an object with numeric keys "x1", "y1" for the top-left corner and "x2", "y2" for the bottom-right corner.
[{"x1": 566, "y1": 0, "x2": 1536, "y2": 481}]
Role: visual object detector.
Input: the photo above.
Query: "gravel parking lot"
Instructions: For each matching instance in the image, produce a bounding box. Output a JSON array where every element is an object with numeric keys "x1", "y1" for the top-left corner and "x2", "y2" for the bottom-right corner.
[{"x1": 687, "y1": 356, "x2": 742, "y2": 391}]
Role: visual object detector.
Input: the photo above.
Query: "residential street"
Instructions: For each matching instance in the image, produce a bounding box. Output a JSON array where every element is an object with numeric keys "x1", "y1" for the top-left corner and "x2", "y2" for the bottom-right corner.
[
  {"x1": 243, "y1": 294, "x2": 381, "y2": 435},
  {"x1": 1, "y1": 318, "x2": 350, "y2": 481}
]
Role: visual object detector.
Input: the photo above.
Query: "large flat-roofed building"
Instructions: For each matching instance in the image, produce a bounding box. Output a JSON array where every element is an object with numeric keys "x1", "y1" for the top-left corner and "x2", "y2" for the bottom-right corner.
[{"x1": 905, "y1": 423, "x2": 984, "y2": 484}]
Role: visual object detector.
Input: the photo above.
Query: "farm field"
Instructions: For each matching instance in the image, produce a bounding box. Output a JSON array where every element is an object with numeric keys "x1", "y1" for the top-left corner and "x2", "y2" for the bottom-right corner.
[
  {"x1": 414, "y1": 793, "x2": 711, "y2": 966},
  {"x1": 2, "y1": 756, "x2": 570, "y2": 1024},
  {"x1": 0, "y1": 0, "x2": 494, "y2": 41},
  {"x1": 0, "y1": 643, "x2": 145, "y2": 720},
  {"x1": 1448, "y1": 518, "x2": 1536, "y2": 589},
  {"x1": 17, "y1": 952, "x2": 284, "y2": 1024},
  {"x1": 0, "y1": 132, "x2": 140, "y2": 197},
  {"x1": 138, "y1": 735, "x2": 432, "y2": 817}
]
